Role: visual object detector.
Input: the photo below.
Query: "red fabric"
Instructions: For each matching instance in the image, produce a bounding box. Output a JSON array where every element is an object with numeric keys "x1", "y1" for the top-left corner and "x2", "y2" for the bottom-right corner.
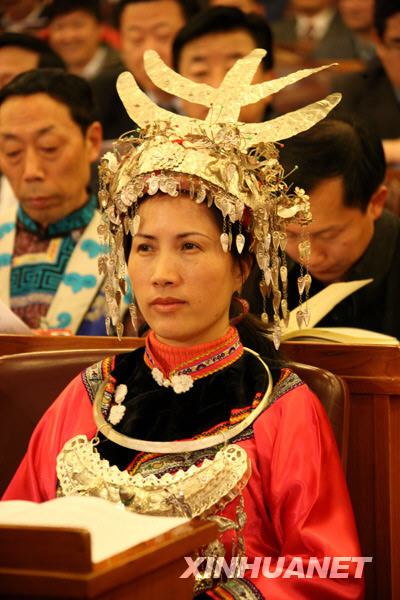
[
  {"x1": 146, "y1": 326, "x2": 236, "y2": 374},
  {"x1": 3, "y1": 373, "x2": 363, "y2": 599}
]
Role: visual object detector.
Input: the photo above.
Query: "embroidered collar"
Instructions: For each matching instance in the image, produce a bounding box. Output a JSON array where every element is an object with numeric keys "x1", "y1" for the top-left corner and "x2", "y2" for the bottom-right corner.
[
  {"x1": 17, "y1": 194, "x2": 98, "y2": 238},
  {"x1": 144, "y1": 327, "x2": 243, "y2": 393}
]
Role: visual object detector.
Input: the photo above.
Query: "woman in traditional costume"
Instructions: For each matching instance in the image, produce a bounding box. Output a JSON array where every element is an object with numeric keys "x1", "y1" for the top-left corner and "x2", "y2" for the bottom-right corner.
[{"x1": 3, "y1": 50, "x2": 363, "y2": 599}]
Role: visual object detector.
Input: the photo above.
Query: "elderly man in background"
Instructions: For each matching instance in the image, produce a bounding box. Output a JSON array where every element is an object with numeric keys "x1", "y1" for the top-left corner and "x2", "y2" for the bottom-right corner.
[
  {"x1": 0, "y1": 68, "x2": 121, "y2": 335},
  {"x1": 0, "y1": 32, "x2": 65, "y2": 212}
]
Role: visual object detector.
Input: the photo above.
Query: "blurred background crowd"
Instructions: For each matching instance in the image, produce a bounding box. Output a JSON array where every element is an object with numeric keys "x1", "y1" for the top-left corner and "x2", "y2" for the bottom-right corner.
[{"x1": 0, "y1": 0, "x2": 399, "y2": 213}]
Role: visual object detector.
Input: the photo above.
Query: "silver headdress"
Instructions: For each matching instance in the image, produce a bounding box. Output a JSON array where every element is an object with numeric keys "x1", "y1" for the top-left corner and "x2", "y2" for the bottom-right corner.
[{"x1": 98, "y1": 49, "x2": 340, "y2": 345}]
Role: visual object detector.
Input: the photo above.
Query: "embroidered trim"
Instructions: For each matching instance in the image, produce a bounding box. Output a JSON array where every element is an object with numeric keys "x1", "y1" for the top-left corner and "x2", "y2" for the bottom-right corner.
[
  {"x1": 144, "y1": 328, "x2": 243, "y2": 389},
  {"x1": 81, "y1": 356, "x2": 115, "y2": 404}
]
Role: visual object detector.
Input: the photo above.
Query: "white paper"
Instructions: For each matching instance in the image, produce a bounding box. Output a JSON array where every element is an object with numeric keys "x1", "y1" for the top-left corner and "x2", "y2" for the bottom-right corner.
[
  {"x1": 285, "y1": 278, "x2": 374, "y2": 332},
  {"x1": 0, "y1": 298, "x2": 33, "y2": 334}
]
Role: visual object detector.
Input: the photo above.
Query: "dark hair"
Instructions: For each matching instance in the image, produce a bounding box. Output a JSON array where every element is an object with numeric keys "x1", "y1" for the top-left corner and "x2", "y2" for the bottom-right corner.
[
  {"x1": 278, "y1": 116, "x2": 386, "y2": 212},
  {"x1": 0, "y1": 68, "x2": 99, "y2": 134},
  {"x1": 374, "y1": 0, "x2": 400, "y2": 39},
  {"x1": 0, "y1": 32, "x2": 65, "y2": 70},
  {"x1": 173, "y1": 6, "x2": 273, "y2": 71},
  {"x1": 115, "y1": 0, "x2": 203, "y2": 28},
  {"x1": 45, "y1": 0, "x2": 102, "y2": 22}
]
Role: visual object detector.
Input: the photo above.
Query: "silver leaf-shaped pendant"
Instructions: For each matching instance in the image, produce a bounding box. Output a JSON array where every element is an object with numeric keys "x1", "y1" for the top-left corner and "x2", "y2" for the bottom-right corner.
[
  {"x1": 220, "y1": 232, "x2": 229, "y2": 253},
  {"x1": 279, "y1": 232, "x2": 287, "y2": 251},
  {"x1": 280, "y1": 265, "x2": 287, "y2": 283},
  {"x1": 281, "y1": 299, "x2": 290, "y2": 328},
  {"x1": 195, "y1": 186, "x2": 206, "y2": 204},
  {"x1": 304, "y1": 273, "x2": 312, "y2": 294},
  {"x1": 303, "y1": 308, "x2": 311, "y2": 327},
  {"x1": 116, "y1": 322, "x2": 124, "y2": 340},
  {"x1": 299, "y1": 240, "x2": 311, "y2": 261},
  {"x1": 272, "y1": 324, "x2": 281, "y2": 350},
  {"x1": 264, "y1": 233, "x2": 271, "y2": 251},
  {"x1": 297, "y1": 276, "x2": 305, "y2": 295},
  {"x1": 147, "y1": 176, "x2": 159, "y2": 195},
  {"x1": 133, "y1": 214, "x2": 141, "y2": 235},
  {"x1": 273, "y1": 290, "x2": 281, "y2": 313},
  {"x1": 271, "y1": 266, "x2": 279, "y2": 289},
  {"x1": 226, "y1": 162, "x2": 237, "y2": 182},
  {"x1": 259, "y1": 280, "x2": 267, "y2": 298},
  {"x1": 236, "y1": 233, "x2": 245, "y2": 254},
  {"x1": 296, "y1": 310, "x2": 304, "y2": 328},
  {"x1": 272, "y1": 231, "x2": 280, "y2": 250},
  {"x1": 264, "y1": 267, "x2": 272, "y2": 287}
]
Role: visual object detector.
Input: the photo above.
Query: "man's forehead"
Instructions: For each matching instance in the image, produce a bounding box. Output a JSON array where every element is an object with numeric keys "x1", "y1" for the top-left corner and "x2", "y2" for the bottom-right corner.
[
  {"x1": 0, "y1": 123, "x2": 57, "y2": 139},
  {"x1": 0, "y1": 95, "x2": 76, "y2": 133},
  {"x1": 182, "y1": 31, "x2": 256, "y2": 61},
  {"x1": 121, "y1": 1, "x2": 184, "y2": 29}
]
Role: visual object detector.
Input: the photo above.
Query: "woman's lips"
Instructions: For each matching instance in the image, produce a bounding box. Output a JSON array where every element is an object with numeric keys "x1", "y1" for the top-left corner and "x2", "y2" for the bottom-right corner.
[{"x1": 150, "y1": 298, "x2": 186, "y2": 313}]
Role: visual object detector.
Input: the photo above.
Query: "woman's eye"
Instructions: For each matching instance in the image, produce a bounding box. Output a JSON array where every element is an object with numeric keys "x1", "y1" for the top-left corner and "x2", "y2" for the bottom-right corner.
[
  {"x1": 182, "y1": 242, "x2": 199, "y2": 250},
  {"x1": 137, "y1": 243, "x2": 152, "y2": 252}
]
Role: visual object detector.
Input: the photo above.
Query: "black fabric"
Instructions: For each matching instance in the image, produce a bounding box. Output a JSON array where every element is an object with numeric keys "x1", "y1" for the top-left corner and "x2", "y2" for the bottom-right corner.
[
  {"x1": 331, "y1": 58, "x2": 400, "y2": 140},
  {"x1": 95, "y1": 347, "x2": 283, "y2": 470}
]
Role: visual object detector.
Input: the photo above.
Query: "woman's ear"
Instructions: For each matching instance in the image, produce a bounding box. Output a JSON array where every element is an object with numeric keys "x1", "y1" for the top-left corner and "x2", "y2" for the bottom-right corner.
[{"x1": 235, "y1": 253, "x2": 253, "y2": 291}]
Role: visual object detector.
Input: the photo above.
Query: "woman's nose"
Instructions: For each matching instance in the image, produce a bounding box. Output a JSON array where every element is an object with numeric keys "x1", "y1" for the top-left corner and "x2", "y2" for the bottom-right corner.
[{"x1": 150, "y1": 251, "x2": 180, "y2": 287}]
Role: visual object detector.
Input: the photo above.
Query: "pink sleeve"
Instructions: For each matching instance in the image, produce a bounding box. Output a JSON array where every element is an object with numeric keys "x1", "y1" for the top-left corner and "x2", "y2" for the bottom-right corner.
[
  {"x1": 207, "y1": 383, "x2": 364, "y2": 600},
  {"x1": 2, "y1": 375, "x2": 97, "y2": 502}
]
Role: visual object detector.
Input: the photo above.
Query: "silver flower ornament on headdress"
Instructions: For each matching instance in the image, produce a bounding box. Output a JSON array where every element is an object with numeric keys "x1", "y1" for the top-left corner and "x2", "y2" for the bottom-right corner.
[{"x1": 98, "y1": 48, "x2": 341, "y2": 346}]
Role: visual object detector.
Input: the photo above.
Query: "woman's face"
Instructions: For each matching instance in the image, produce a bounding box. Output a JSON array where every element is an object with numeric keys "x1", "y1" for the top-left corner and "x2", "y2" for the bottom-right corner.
[{"x1": 128, "y1": 192, "x2": 245, "y2": 347}]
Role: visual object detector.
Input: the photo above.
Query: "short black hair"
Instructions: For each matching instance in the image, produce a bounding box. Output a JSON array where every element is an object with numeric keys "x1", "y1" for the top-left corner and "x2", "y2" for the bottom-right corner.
[
  {"x1": 115, "y1": 0, "x2": 203, "y2": 28},
  {"x1": 45, "y1": 0, "x2": 102, "y2": 22},
  {"x1": 374, "y1": 0, "x2": 400, "y2": 39},
  {"x1": 278, "y1": 116, "x2": 386, "y2": 212},
  {"x1": 0, "y1": 32, "x2": 65, "y2": 70},
  {"x1": 0, "y1": 68, "x2": 98, "y2": 134},
  {"x1": 173, "y1": 6, "x2": 273, "y2": 72}
]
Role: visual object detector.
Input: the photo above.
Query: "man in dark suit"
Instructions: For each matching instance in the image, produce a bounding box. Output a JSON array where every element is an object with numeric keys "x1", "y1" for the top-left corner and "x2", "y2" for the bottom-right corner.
[
  {"x1": 332, "y1": 1, "x2": 400, "y2": 147},
  {"x1": 271, "y1": 0, "x2": 364, "y2": 60}
]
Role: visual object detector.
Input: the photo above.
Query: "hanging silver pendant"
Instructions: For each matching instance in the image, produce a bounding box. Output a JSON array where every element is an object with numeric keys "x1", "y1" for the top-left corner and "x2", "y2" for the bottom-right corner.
[
  {"x1": 236, "y1": 233, "x2": 245, "y2": 254},
  {"x1": 220, "y1": 232, "x2": 229, "y2": 253},
  {"x1": 296, "y1": 310, "x2": 304, "y2": 328},
  {"x1": 297, "y1": 276, "x2": 305, "y2": 295}
]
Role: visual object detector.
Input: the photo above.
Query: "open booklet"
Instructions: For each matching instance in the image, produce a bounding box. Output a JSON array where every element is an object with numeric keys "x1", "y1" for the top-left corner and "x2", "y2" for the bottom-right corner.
[
  {"x1": 281, "y1": 278, "x2": 399, "y2": 345},
  {"x1": 0, "y1": 495, "x2": 188, "y2": 564}
]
